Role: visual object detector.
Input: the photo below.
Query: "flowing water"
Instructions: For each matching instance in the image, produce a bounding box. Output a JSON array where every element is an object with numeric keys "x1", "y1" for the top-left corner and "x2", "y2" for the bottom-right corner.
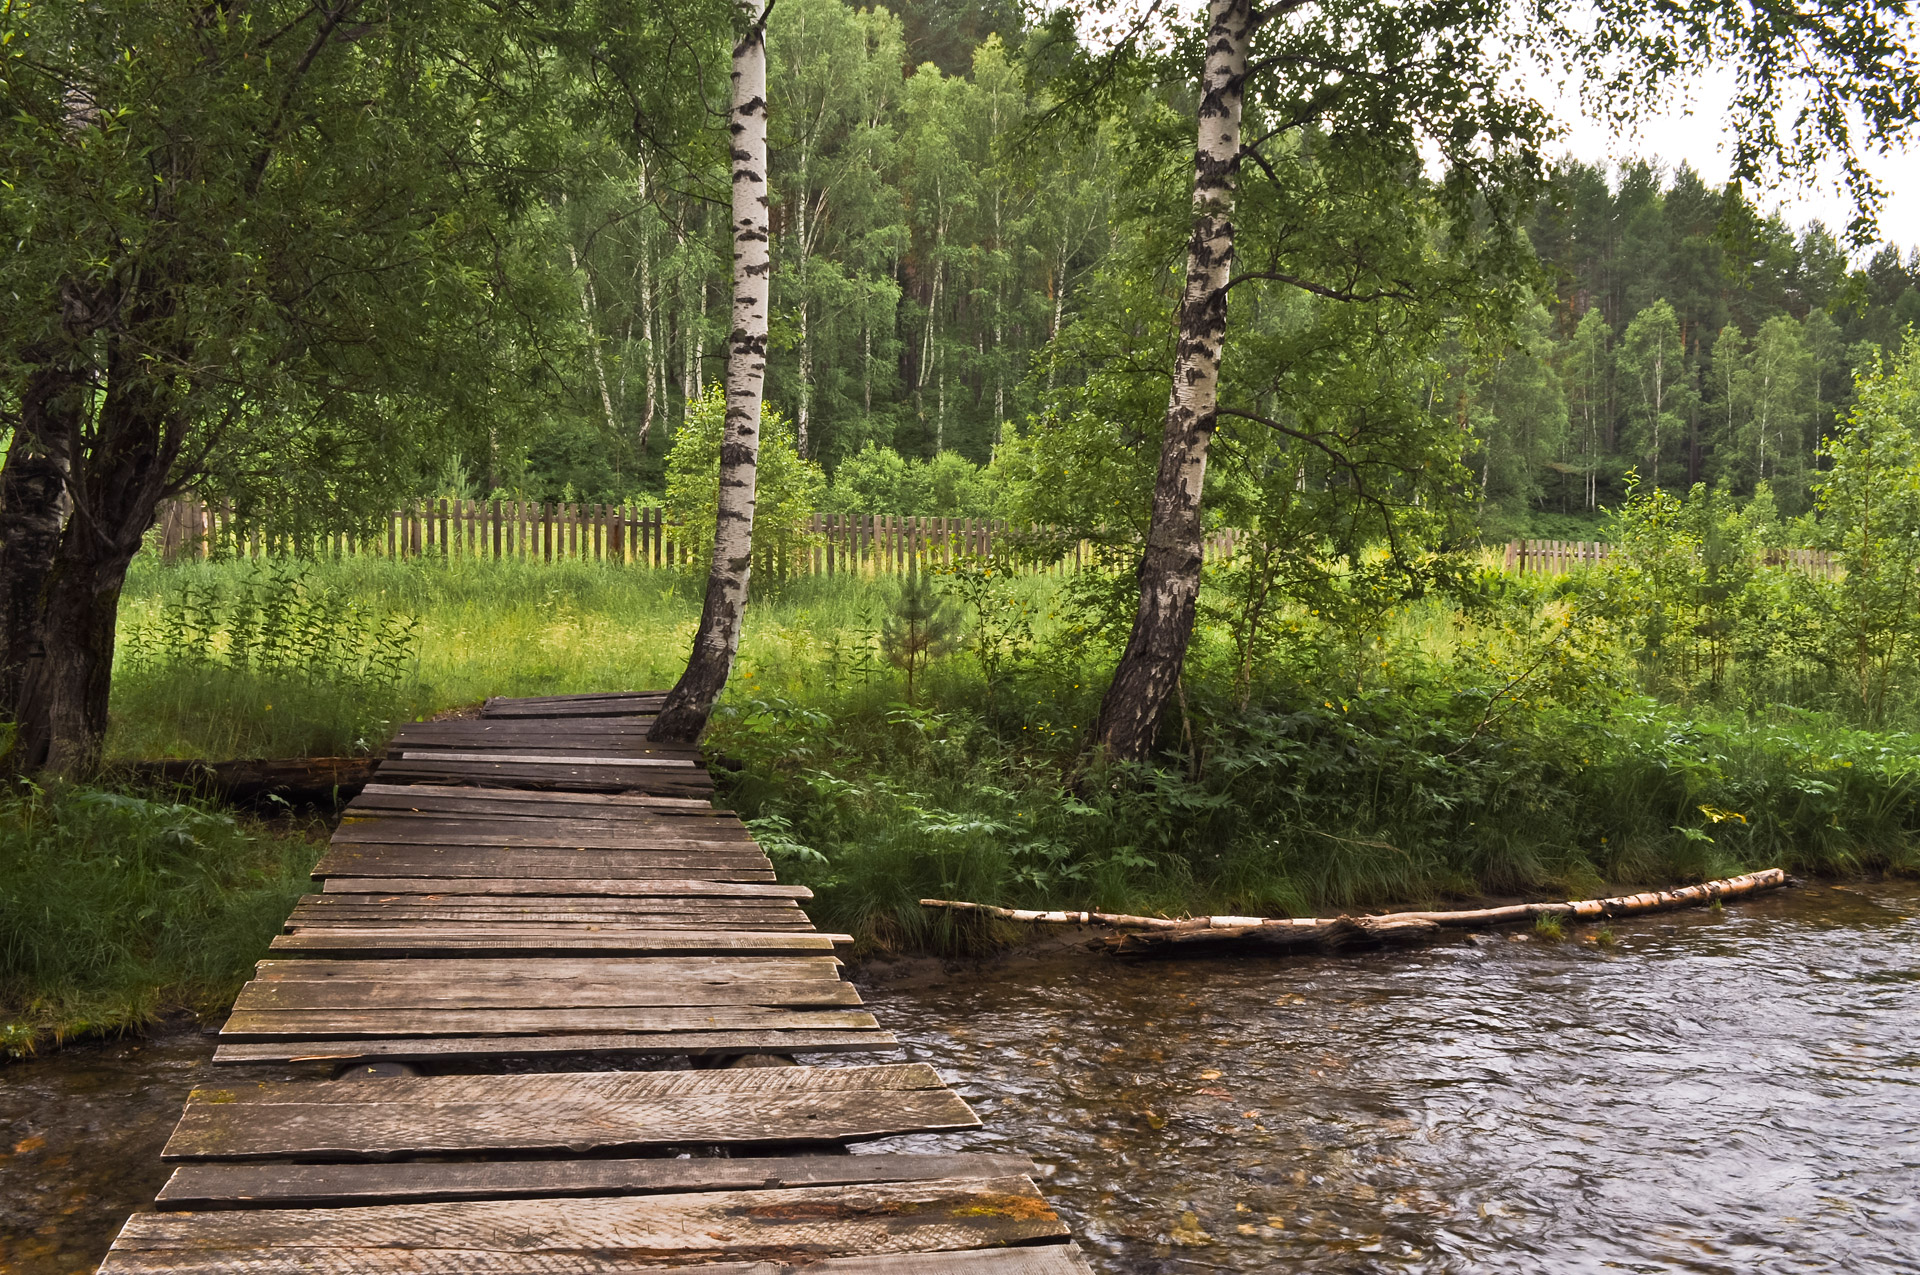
[{"x1": 2, "y1": 881, "x2": 1916, "y2": 1273}]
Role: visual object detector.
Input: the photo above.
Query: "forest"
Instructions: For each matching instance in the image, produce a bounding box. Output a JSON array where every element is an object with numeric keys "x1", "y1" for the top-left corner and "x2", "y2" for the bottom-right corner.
[{"x1": 5, "y1": 0, "x2": 1920, "y2": 1050}]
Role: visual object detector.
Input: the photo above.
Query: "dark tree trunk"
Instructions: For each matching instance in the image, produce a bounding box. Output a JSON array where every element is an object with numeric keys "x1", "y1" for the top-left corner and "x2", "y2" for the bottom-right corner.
[
  {"x1": 0, "y1": 355, "x2": 84, "y2": 723},
  {"x1": 651, "y1": 0, "x2": 772, "y2": 745},
  {"x1": 1092, "y1": 0, "x2": 1252, "y2": 764},
  {"x1": 11, "y1": 332, "x2": 184, "y2": 778}
]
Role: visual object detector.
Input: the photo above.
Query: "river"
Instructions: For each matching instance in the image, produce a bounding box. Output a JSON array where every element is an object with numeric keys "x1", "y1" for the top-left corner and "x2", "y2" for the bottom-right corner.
[{"x1": 3, "y1": 881, "x2": 1915, "y2": 1273}]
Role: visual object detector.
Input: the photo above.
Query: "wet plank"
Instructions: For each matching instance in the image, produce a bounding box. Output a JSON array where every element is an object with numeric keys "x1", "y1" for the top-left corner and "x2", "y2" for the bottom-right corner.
[
  {"x1": 105, "y1": 1240, "x2": 1094, "y2": 1275},
  {"x1": 109, "y1": 1175, "x2": 1062, "y2": 1270},
  {"x1": 371, "y1": 760, "x2": 716, "y2": 792},
  {"x1": 331, "y1": 821, "x2": 757, "y2": 848},
  {"x1": 310, "y1": 848, "x2": 776, "y2": 883},
  {"x1": 156, "y1": 1153, "x2": 1041, "y2": 1210},
  {"x1": 355, "y1": 782, "x2": 718, "y2": 811},
  {"x1": 245, "y1": 957, "x2": 846, "y2": 983},
  {"x1": 163, "y1": 1065, "x2": 976, "y2": 1159},
  {"x1": 213, "y1": 1027, "x2": 893, "y2": 1065},
  {"x1": 316, "y1": 877, "x2": 810, "y2": 898},
  {"x1": 232, "y1": 977, "x2": 861, "y2": 1012},
  {"x1": 221, "y1": 1006, "x2": 881, "y2": 1040},
  {"x1": 266, "y1": 928, "x2": 846, "y2": 958},
  {"x1": 391, "y1": 751, "x2": 703, "y2": 768},
  {"x1": 288, "y1": 896, "x2": 807, "y2": 920}
]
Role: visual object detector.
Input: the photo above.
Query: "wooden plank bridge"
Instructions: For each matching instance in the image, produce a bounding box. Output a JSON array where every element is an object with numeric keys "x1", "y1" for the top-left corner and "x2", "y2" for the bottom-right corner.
[{"x1": 98, "y1": 692, "x2": 1089, "y2": 1274}]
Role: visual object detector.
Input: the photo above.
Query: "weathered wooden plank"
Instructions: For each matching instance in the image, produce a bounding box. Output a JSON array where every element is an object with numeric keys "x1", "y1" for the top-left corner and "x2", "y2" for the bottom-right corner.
[
  {"x1": 483, "y1": 702, "x2": 667, "y2": 719},
  {"x1": 287, "y1": 917, "x2": 821, "y2": 933},
  {"x1": 290, "y1": 894, "x2": 802, "y2": 916},
  {"x1": 189, "y1": 1063, "x2": 947, "y2": 1106},
  {"x1": 373, "y1": 760, "x2": 715, "y2": 792},
  {"x1": 392, "y1": 751, "x2": 702, "y2": 768},
  {"x1": 265, "y1": 929, "x2": 846, "y2": 957},
  {"x1": 284, "y1": 902, "x2": 810, "y2": 921},
  {"x1": 391, "y1": 720, "x2": 663, "y2": 738},
  {"x1": 486, "y1": 691, "x2": 666, "y2": 707},
  {"x1": 221, "y1": 1006, "x2": 881, "y2": 1040},
  {"x1": 293, "y1": 891, "x2": 802, "y2": 911},
  {"x1": 213, "y1": 1028, "x2": 892, "y2": 1065},
  {"x1": 330, "y1": 822, "x2": 756, "y2": 848},
  {"x1": 107, "y1": 1177, "x2": 1062, "y2": 1269},
  {"x1": 232, "y1": 977, "x2": 861, "y2": 1012},
  {"x1": 246, "y1": 957, "x2": 845, "y2": 983},
  {"x1": 347, "y1": 802, "x2": 734, "y2": 827},
  {"x1": 316, "y1": 877, "x2": 810, "y2": 898},
  {"x1": 113, "y1": 1176, "x2": 1059, "y2": 1269},
  {"x1": 164, "y1": 1088, "x2": 976, "y2": 1161},
  {"x1": 355, "y1": 782, "x2": 716, "y2": 811},
  {"x1": 310, "y1": 849, "x2": 776, "y2": 883},
  {"x1": 156, "y1": 1153, "x2": 1041, "y2": 1210},
  {"x1": 107, "y1": 1182, "x2": 1067, "y2": 1267},
  {"x1": 105, "y1": 1239, "x2": 1094, "y2": 1275}
]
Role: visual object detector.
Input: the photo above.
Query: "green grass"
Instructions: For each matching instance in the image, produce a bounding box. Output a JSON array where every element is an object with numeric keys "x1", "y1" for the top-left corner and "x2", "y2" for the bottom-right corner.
[
  {"x1": 0, "y1": 783, "x2": 324, "y2": 1054},
  {"x1": 109, "y1": 555, "x2": 952, "y2": 757},
  {"x1": 75, "y1": 550, "x2": 1920, "y2": 991}
]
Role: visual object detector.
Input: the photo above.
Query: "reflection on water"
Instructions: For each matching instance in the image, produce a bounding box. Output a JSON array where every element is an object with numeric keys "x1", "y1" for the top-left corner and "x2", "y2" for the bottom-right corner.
[
  {"x1": 2, "y1": 883, "x2": 1916, "y2": 1274},
  {"x1": 855, "y1": 882, "x2": 1920, "y2": 1274},
  {"x1": 0, "y1": 1028, "x2": 214, "y2": 1274}
]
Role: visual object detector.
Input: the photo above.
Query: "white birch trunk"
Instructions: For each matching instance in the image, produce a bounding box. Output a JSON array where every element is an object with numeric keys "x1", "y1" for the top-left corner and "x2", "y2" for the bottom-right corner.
[
  {"x1": 653, "y1": 0, "x2": 771, "y2": 743},
  {"x1": 569, "y1": 243, "x2": 619, "y2": 439},
  {"x1": 1094, "y1": 0, "x2": 1252, "y2": 762}
]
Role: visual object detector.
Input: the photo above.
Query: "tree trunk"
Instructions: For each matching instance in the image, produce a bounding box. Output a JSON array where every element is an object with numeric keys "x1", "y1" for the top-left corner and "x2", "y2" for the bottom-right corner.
[
  {"x1": 1091, "y1": 0, "x2": 1251, "y2": 764},
  {"x1": 0, "y1": 354, "x2": 83, "y2": 724},
  {"x1": 12, "y1": 332, "x2": 184, "y2": 777},
  {"x1": 650, "y1": 0, "x2": 771, "y2": 745},
  {"x1": 638, "y1": 166, "x2": 659, "y2": 453}
]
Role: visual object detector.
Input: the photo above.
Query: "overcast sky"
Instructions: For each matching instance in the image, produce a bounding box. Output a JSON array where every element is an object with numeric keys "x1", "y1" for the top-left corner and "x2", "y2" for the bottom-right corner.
[{"x1": 1536, "y1": 65, "x2": 1918, "y2": 257}]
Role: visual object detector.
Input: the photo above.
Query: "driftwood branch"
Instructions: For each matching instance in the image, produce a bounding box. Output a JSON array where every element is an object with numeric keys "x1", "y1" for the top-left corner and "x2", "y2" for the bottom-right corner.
[{"x1": 920, "y1": 869, "x2": 1790, "y2": 956}]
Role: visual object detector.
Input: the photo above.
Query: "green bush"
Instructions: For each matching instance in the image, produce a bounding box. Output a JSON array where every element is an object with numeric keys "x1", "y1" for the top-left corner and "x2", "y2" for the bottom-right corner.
[{"x1": 665, "y1": 386, "x2": 825, "y2": 576}]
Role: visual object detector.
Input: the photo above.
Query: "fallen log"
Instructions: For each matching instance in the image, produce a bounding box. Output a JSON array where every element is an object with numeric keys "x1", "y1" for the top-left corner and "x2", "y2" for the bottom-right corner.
[
  {"x1": 919, "y1": 868, "x2": 1790, "y2": 956},
  {"x1": 108, "y1": 758, "x2": 377, "y2": 808}
]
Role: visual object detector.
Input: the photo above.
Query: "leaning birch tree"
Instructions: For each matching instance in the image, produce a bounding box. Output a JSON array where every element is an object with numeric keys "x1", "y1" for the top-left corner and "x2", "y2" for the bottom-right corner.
[
  {"x1": 652, "y1": 0, "x2": 775, "y2": 743},
  {"x1": 1075, "y1": 0, "x2": 1920, "y2": 764}
]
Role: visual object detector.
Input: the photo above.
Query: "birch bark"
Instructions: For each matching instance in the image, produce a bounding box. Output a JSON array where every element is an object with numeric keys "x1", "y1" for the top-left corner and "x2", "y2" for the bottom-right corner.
[
  {"x1": 652, "y1": 0, "x2": 772, "y2": 743},
  {"x1": 1092, "y1": 0, "x2": 1252, "y2": 763}
]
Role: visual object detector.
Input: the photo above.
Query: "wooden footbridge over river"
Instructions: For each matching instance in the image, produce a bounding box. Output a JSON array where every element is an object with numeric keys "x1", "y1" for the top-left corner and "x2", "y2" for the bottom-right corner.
[{"x1": 98, "y1": 692, "x2": 1089, "y2": 1274}]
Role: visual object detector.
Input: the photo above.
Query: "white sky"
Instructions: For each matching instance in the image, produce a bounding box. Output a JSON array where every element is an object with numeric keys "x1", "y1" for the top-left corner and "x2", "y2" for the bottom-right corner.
[
  {"x1": 1061, "y1": 2, "x2": 1918, "y2": 259},
  {"x1": 1534, "y1": 65, "x2": 1920, "y2": 257}
]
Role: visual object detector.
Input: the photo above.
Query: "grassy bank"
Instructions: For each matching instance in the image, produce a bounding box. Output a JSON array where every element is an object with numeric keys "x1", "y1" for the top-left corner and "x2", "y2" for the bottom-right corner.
[
  {"x1": 0, "y1": 785, "x2": 324, "y2": 1056},
  {"x1": 102, "y1": 556, "x2": 1920, "y2": 952}
]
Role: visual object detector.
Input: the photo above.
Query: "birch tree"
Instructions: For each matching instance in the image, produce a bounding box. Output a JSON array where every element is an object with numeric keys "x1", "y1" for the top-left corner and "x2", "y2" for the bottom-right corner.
[
  {"x1": 1068, "y1": 0, "x2": 1920, "y2": 764},
  {"x1": 652, "y1": 0, "x2": 776, "y2": 743}
]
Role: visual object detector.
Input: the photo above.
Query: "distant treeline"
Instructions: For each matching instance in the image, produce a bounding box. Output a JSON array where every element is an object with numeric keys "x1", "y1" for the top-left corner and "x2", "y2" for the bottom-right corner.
[{"x1": 496, "y1": 0, "x2": 1918, "y2": 543}]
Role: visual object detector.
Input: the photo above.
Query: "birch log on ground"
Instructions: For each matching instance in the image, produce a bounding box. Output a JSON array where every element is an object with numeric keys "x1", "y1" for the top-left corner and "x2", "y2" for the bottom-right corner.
[
  {"x1": 651, "y1": 0, "x2": 773, "y2": 745},
  {"x1": 920, "y1": 869, "x2": 1790, "y2": 956}
]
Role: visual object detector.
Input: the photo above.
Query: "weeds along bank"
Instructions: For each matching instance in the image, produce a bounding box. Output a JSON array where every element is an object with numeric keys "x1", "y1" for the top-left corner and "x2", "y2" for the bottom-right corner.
[
  {"x1": 0, "y1": 788, "x2": 323, "y2": 1055},
  {"x1": 106, "y1": 546, "x2": 1920, "y2": 934},
  {"x1": 11, "y1": 536, "x2": 1920, "y2": 1046}
]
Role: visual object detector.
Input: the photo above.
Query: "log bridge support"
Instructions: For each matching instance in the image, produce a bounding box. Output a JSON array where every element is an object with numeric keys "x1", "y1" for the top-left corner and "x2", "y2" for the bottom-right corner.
[{"x1": 99, "y1": 693, "x2": 1092, "y2": 1275}]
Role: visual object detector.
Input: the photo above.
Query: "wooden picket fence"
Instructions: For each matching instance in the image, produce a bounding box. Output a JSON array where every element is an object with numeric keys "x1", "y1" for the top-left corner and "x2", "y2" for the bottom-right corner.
[
  {"x1": 155, "y1": 498, "x2": 1243, "y2": 576},
  {"x1": 1503, "y1": 538, "x2": 1838, "y2": 577}
]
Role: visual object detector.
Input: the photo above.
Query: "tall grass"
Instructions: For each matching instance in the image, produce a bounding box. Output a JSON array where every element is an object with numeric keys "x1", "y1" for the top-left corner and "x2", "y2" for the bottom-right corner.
[
  {"x1": 101, "y1": 553, "x2": 1920, "y2": 964},
  {"x1": 110, "y1": 556, "x2": 907, "y2": 757},
  {"x1": 0, "y1": 785, "x2": 323, "y2": 1054}
]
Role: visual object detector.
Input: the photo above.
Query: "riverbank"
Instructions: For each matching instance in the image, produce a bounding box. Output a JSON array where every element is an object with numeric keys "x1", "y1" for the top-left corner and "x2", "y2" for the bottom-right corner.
[
  {"x1": 11, "y1": 553, "x2": 1915, "y2": 1049},
  {"x1": 0, "y1": 785, "x2": 325, "y2": 1057}
]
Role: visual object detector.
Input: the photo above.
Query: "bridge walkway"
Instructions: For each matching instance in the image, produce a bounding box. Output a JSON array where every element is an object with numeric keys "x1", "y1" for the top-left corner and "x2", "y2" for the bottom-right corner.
[{"x1": 97, "y1": 692, "x2": 1090, "y2": 1274}]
